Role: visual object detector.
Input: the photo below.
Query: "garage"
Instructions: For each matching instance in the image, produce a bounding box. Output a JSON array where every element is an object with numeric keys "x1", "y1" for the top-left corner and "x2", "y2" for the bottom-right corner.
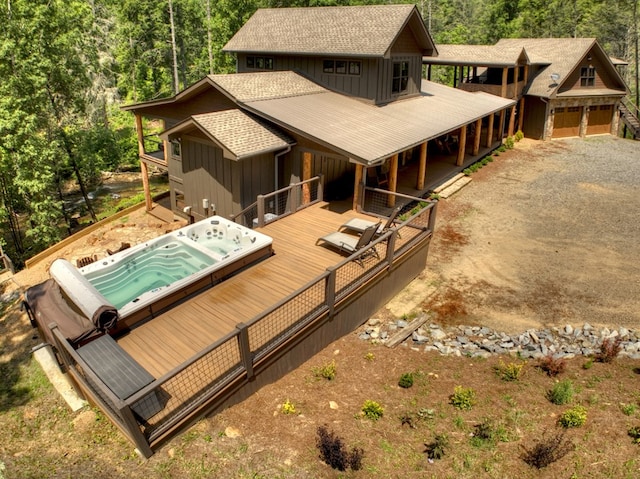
[
  {"x1": 587, "y1": 104, "x2": 613, "y2": 135},
  {"x1": 553, "y1": 106, "x2": 581, "y2": 138}
]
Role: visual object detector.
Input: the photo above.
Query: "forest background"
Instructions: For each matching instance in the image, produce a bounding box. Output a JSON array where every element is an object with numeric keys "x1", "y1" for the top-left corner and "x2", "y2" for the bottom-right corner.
[{"x1": 0, "y1": 0, "x2": 638, "y2": 269}]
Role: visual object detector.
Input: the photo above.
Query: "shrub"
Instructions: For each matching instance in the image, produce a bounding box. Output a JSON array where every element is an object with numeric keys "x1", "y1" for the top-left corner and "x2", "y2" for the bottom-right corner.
[
  {"x1": 628, "y1": 426, "x2": 640, "y2": 444},
  {"x1": 537, "y1": 354, "x2": 566, "y2": 377},
  {"x1": 470, "y1": 420, "x2": 497, "y2": 448},
  {"x1": 450, "y1": 386, "x2": 476, "y2": 411},
  {"x1": 495, "y1": 360, "x2": 525, "y2": 381},
  {"x1": 312, "y1": 359, "x2": 337, "y2": 380},
  {"x1": 316, "y1": 425, "x2": 363, "y2": 471},
  {"x1": 583, "y1": 357, "x2": 594, "y2": 369},
  {"x1": 621, "y1": 403, "x2": 638, "y2": 416},
  {"x1": 547, "y1": 379, "x2": 575, "y2": 405},
  {"x1": 361, "y1": 400, "x2": 384, "y2": 420},
  {"x1": 497, "y1": 144, "x2": 507, "y2": 152},
  {"x1": 505, "y1": 136, "x2": 515, "y2": 149},
  {"x1": 363, "y1": 352, "x2": 375, "y2": 361},
  {"x1": 515, "y1": 130, "x2": 524, "y2": 141},
  {"x1": 281, "y1": 399, "x2": 296, "y2": 415},
  {"x1": 424, "y1": 433, "x2": 449, "y2": 460},
  {"x1": 398, "y1": 373, "x2": 414, "y2": 389},
  {"x1": 559, "y1": 405, "x2": 587, "y2": 428},
  {"x1": 521, "y1": 431, "x2": 573, "y2": 469},
  {"x1": 596, "y1": 337, "x2": 622, "y2": 363}
]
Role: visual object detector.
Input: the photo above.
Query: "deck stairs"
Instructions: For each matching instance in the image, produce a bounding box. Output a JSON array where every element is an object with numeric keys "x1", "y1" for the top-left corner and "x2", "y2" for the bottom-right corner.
[{"x1": 619, "y1": 99, "x2": 640, "y2": 140}]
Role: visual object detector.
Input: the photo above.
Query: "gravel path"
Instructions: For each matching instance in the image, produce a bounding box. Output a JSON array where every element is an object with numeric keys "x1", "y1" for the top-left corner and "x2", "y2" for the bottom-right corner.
[{"x1": 390, "y1": 136, "x2": 640, "y2": 333}]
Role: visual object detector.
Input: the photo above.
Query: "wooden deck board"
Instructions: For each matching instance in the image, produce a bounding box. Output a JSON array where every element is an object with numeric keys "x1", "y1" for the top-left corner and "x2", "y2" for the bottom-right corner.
[{"x1": 116, "y1": 202, "x2": 372, "y2": 376}]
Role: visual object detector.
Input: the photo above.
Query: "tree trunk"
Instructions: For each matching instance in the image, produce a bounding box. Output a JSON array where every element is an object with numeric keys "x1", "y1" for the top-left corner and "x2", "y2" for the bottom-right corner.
[
  {"x1": 206, "y1": 0, "x2": 214, "y2": 74},
  {"x1": 168, "y1": 0, "x2": 180, "y2": 94},
  {"x1": 0, "y1": 170, "x2": 24, "y2": 255}
]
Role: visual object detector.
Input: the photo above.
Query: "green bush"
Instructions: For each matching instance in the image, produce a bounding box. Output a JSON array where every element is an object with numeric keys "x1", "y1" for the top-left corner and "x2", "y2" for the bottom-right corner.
[
  {"x1": 312, "y1": 360, "x2": 336, "y2": 380},
  {"x1": 559, "y1": 405, "x2": 587, "y2": 428},
  {"x1": 424, "y1": 433, "x2": 449, "y2": 460},
  {"x1": 450, "y1": 386, "x2": 476, "y2": 411},
  {"x1": 547, "y1": 379, "x2": 575, "y2": 405},
  {"x1": 495, "y1": 360, "x2": 525, "y2": 382},
  {"x1": 497, "y1": 144, "x2": 507, "y2": 153},
  {"x1": 515, "y1": 130, "x2": 524, "y2": 141},
  {"x1": 505, "y1": 136, "x2": 515, "y2": 149},
  {"x1": 628, "y1": 426, "x2": 640, "y2": 444},
  {"x1": 398, "y1": 373, "x2": 414, "y2": 389},
  {"x1": 361, "y1": 400, "x2": 384, "y2": 420}
]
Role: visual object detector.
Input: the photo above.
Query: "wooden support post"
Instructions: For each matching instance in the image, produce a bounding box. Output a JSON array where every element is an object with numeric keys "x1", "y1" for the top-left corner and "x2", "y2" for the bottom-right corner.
[
  {"x1": 456, "y1": 126, "x2": 467, "y2": 167},
  {"x1": 236, "y1": 323, "x2": 254, "y2": 380},
  {"x1": 302, "y1": 151, "x2": 311, "y2": 205},
  {"x1": 499, "y1": 109, "x2": 506, "y2": 141},
  {"x1": 325, "y1": 268, "x2": 336, "y2": 318},
  {"x1": 473, "y1": 118, "x2": 482, "y2": 155},
  {"x1": 353, "y1": 163, "x2": 363, "y2": 211},
  {"x1": 387, "y1": 154, "x2": 399, "y2": 207},
  {"x1": 518, "y1": 97, "x2": 525, "y2": 132},
  {"x1": 486, "y1": 114, "x2": 495, "y2": 147},
  {"x1": 508, "y1": 104, "x2": 516, "y2": 137},
  {"x1": 453, "y1": 66, "x2": 457, "y2": 87},
  {"x1": 512, "y1": 64, "x2": 519, "y2": 99},
  {"x1": 416, "y1": 141, "x2": 427, "y2": 190},
  {"x1": 135, "y1": 114, "x2": 153, "y2": 212},
  {"x1": 501, "y1": 67, "x2": 508, "y2": 98}
]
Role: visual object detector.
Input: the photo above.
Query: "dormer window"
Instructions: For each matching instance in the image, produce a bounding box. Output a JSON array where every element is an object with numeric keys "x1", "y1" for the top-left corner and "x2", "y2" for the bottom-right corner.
[
  {"x1": 392, "y1": 61, "x2": 409, "y2": 94},
  {"x1": 246, "y1": 56, "x2": 273, "y2": 70},
  {"x1": 322, "y1": 59, "x2": 361, "y2": 76},
  {"x1": 580, "y1": 66, "x2": 595, "y2": 87}
]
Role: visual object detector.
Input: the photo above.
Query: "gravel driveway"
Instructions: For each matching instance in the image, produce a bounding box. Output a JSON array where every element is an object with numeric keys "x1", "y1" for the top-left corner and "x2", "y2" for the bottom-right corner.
[{"x1": 389, "y1": 136, "x2": 640, "y2": 333}]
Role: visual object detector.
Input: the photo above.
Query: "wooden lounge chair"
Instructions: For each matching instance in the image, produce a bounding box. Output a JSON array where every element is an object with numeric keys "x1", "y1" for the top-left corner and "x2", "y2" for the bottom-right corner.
[
  {"x1": 339, "y1": 206, "x2": 401, "y2": 237},
  {"x1": 316, "y1": 222, "x2": 381, "y2": 266}
]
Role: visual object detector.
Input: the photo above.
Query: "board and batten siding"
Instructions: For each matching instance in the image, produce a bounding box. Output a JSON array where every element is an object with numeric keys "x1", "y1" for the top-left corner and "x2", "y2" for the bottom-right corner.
[
  {"x1": 559, "y1": 50, "x2": 621, "y2": 94},
  {"x1": 377, "y1": 55, "x2": 422, "y2": 104},
  {"x1": 172, "y1": 136, "x2": 275, "y2": 220}
]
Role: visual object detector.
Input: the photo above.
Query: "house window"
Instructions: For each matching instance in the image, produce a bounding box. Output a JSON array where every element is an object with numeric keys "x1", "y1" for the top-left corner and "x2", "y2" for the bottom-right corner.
[
  {"x1": 323, "y1": 59, "x2": 361, "y2": 76},
  {"x1": 580, "y1": 66, "x2": 595, "y2": 87},
  {"x1": 392, "y1": 61, "x2": 409, "y2": 94},
  {"x1": 171, "y1": 140, "x2": 181, "y2": 159},
  {"x1": 246, "y1": 56, "x2": 273, "y2": 70}
]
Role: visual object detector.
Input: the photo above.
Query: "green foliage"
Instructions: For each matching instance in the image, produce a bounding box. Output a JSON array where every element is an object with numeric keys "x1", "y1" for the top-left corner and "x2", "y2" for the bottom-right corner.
[
  {"x1": 450, "y1": 386, "x2": 476, "y2": 410},
  {"x1": 363, "y1": 352, "x2": 375, "y2": 361},
  {"x1": 621, "y1": 403, "x2": 638, "y2": 416},
  {"x1": 547, "y1": 379, "x2": 575, "y2": 405},
  {"x1": 504, "y1": 136, "x2": 515, "y2": 149},
  {"x1": 515, "y1": 130, "x2": 525, "y2": 142},
  {"x1": 583, "y1": 358, "x2": 594, "y2": 369},
  {"x1": 495, "y1": 360, "x2": 525, "y2": 381},
  {"x1": 470, "y1": 419, "x2": 508, "y2": 448},
  {"x1": 281, "y1": 399, "x2": 296, "y2": 415},
  {"x1": 361, "y1": 400, "x2": 384, "y2": 421},
  {"x1": 312, "y1": 359, "x2": 337, "y2": 381},
  {"x1": 628, "y1": 426, "x2": 640, "y2": 444},
  {"x1": 398, "y1": 373, "x2": 414, "y2": 389},
  {"x1": 559, "y1": 405, "x2": 587, "y2": 428},
  {"x1": 424, "y1": 433, "x2": 449, "y2": 460}
]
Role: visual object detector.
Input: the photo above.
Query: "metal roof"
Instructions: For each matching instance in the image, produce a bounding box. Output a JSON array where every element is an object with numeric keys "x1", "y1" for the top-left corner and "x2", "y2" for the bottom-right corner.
[
  {"x1": 223, "y1": 4, "x2": 436, "y2": 58},
  {"x1": 241, "y1": 78, "x2": 515, "y2": 165},
  {"x1": 424, "y1": 44, "x2": 529, "y2": 67},
  {"x1": 162, "y1": 110, "x2": 294, "y2": 160}
]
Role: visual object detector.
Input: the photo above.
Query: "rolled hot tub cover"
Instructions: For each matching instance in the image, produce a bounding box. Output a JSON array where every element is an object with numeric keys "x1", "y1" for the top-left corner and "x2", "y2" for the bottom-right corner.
[{"x1": 49, "y1": 258, "x2": 119, "y2": 330}]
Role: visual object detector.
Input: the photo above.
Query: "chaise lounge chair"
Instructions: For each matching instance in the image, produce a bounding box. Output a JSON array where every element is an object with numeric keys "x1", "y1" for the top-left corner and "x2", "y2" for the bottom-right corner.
[
  {"x1": 316, "y1": 222, "x2": 381, "y2": 266},
  {"x1": 338, "y1": 206, "x2": 402, "y2": 237}
]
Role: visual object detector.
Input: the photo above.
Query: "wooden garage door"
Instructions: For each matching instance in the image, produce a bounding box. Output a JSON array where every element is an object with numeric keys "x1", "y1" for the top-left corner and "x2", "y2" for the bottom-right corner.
[
  {"x1": 587, "y1": 105, "x2": 613, "y2": 135},
  {"x1": 554, "y1": 106, "x2": 581, "y2": 138}
]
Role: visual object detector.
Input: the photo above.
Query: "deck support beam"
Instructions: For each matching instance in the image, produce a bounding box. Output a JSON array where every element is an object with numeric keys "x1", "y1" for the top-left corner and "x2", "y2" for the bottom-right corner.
[
  {"x1": 416, "y1": 141, "x2": 427, "y2": 190},
  {"x1": 387, "y1": 154, "x2": 398, "y2": 207},
  {"x1": 501, "y1": 67, "x2": 508, "y2": 98},
  {"x1": 135, "y1": 114, "x2": 153, "y2": 212},
  {"x1": 486, "y1": 113, "x2": 495, "y2": 147},
  {"x1": 302, "y1": 151, "x2": 312, "y2": 205},
  {"x1": 353, "y1": 163, "x2": 364, "y2": 211},
  {"x1": 518, "y1": 97, "x2": 525, "y2": 132},
  {"x1": 456, "y1": 125, "x2": 467, "y2": 167},
  {"x1": 508, "y1": 104, "x2": 517, "y2": 137},
  {"x1": 472, "y1": 118, "x2": 482, "y2": 156}
]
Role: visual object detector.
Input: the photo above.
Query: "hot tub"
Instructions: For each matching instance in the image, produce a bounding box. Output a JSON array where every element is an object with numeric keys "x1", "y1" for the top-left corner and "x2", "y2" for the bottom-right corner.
[{"x1": 51, "y1": 216, "x2": 273, "y2": 332}]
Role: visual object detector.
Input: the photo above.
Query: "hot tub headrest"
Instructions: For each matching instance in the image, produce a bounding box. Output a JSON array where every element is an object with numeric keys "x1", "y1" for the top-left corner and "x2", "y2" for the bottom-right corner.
[{"x1": 49, "y1": 258, "x2": 119, "y2": 330}]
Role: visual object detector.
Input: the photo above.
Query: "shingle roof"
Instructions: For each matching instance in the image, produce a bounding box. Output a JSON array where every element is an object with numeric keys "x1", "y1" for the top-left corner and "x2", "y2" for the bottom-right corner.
[
  {"x1": 424, "y1": 44, "x2": 528, "y2": 66},
  {"x1": 209, "y1": 72, "x2": 326, "y2": 102},
  {"x1": 163, "y1": 110, "x2": 294, "y2": 160},
  {"x1": 223, "y1": 5, "x2": 435, "y2": 57},
  {"x1": 239, "y1": 75, "x2": 514, "y2": 165}
]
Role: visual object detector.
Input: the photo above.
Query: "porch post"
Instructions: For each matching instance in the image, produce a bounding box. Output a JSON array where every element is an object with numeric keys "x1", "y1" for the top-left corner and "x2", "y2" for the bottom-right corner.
[
  {"x1": 486, "y1": 113, "x2": 495, "y2": 147},
  {"x1": 302, "y1": 151, "x2": 312, "y2": 205},
  {"x1": 508, "y1": 105, "x2": 516, "y2": 137},
  {"x1": 518, "y1": 97, "x2": 525, "y2": 132},
  {"x1": 416, "y1": 141, "x2": 427, "y2": 190},
  {"x1": 498, "y1": 109, "x2": 506, "y2": 141},
  {"x1": 580, "y1": 106, "x2": 588, "y2": 138},
  {"x1": 387, "y1": 154, "x2": 398, "y2": 207},
  {"x1": 512, "y1": 64, "x2": 519, "y2": 99},
  {"x1": 456, "y1": 125, "x2": 467, "y2": 167},
  {"x1": 135, "y1": 113, "x2": 153, "y2": 212},
  {"x1": 472, "y1": 118, "x2": 482, "y2": 156},
  {"x1": 353, "y1": 163, "x2": 364, "y2": 211},
  {"x1": 501, "y1": 67, "x2": 508, "y2": 98}
]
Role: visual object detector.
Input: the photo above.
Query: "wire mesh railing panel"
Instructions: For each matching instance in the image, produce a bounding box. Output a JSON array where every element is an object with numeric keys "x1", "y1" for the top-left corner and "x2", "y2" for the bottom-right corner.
[
  {"x1": 142, "y1": 335, "x2": 243, "y2": 440},
  {"x1": 247, "y1": 279, "x2": 327, "y2": 359},
  {"x1": 332, "y1": 243, "x2": 387, "y2": 301}
]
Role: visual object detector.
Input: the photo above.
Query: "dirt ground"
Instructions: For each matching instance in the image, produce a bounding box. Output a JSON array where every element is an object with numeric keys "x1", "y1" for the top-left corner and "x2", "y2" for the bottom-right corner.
[{"x1": 2, "y1": 136, "x2": 640, "y2": 478}]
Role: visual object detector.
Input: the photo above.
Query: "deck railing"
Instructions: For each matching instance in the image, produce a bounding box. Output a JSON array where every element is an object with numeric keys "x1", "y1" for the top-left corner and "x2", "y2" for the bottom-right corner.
[
  {"x1": 231, "y1": 175, "x2": 323, "y2": 228},
  {"x1": 52, "y1": 192, "x2": 436, "y2": 457}
]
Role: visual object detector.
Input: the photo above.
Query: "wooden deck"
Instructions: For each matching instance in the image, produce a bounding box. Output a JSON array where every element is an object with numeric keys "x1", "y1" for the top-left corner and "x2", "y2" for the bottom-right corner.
[{"x1": 116, "y1": 202, "x2": 375, "y2": 378}]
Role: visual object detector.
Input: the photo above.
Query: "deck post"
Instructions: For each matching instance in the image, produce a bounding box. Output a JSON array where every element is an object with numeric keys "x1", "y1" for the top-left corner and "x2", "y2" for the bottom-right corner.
[
  {"x1": 486, "y1": 113, "x2": 495, "y2": 147},
  {"x1": 325, "y1": 268, "x2": 336, "y2": 318},
  {"x1": 416, "y1": 141, "x2": 427, "y2": 190},
  {"x1": 353, "y1": 164, "x2": 363, "y2": 211},
  {"x1": 518, "y1": 97, "x2": 525, "y2": 132},
  {"x1": 501, "y1": 67, "x2": 508, "y2": 98},
  {"x1": 428, "y1": 201, "x2": 438, "y2": 233},
  {"x1": 387, "y1": 154, "x2": 398, "y2": 207},
  {"x1": 385, "y1": 232, "x2": 396, "y2": 266},
  {"x1": 472, "y1": 118, "x2": 482, "y2": 156},
  {"x1": 119, "y1": 404, "x2": 154, "y2": 458},
  {"x1": 256, "y1": 195, "x2": 265, "y2": 228},
  {"x1": 135, "y1": 114, "x2": 153, "y2": 212},
  {"x1": 456, "y1": 125, "x2": 467, "y2": 167},
  {"x1": 508, "y1": 104, "x2": 516, "y2": 137},
  {"x1": 236, "y1": 324, "x2": 254, "y2": 380},
  {"x1": 302, "y1": 151, "x2": 312, "y2": 205}
]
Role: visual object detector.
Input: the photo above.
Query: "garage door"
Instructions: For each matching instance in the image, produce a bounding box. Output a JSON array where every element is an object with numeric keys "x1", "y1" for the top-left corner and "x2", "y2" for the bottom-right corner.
[
  {"x1": 553, "y1": 106, "x2": 581, "y2": 138},
  {"x1": 587, "y1": 105, "x2": 613, "y2": 135}
]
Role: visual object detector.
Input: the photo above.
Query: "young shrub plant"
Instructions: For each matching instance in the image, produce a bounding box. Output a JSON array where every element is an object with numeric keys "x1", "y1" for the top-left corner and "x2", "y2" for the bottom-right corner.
[
  {"x1": 596, "y1": 337, "x2": 622, "y2": 363},
  {"x1": 312, "y1": 359, "x2": 337, "y2": 380},
  {"x1": 316, "y1": 425, "x2": 363, "y2": 471},
  {"x1": 537, "y1": 354, "x2": 566, "y2": 377},
  {"x1": 559, "y1": 405, "x2": 587, "y2": 428},
  {"x1": 450, "y1": 386, "x2": 476, "y2": 411},
  {"x1": 547, "y1": 379, "x2": 575, "y2": 405},
  {"x1": 495, "y1": 360, "x2": 526, "y2": 381},
  {"x1": 521, "y1": 431, "x2": 573, "y2": 469},
  {"x1": 361, "y1": 400, "x2": 384, "y2": 421},
  {"x1": 398, "y1": 372, "x2": 414, "y2": 389}
]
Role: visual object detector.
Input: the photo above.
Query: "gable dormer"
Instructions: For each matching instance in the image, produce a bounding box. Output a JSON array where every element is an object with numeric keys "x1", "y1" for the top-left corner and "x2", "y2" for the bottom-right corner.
[{"x1": 223, "y1": 5, "x2": 437, "y2": 105}]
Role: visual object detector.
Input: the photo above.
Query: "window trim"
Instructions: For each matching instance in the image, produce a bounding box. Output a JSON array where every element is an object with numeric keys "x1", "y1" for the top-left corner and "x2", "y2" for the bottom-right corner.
[
  {"x1": 322, "y1": 59, "x2": 361, "y2": 76},
  {"x1": 580, "y1": 66, "x2": 595, "y2": 87},
  {"x1": 392, "y1": 61, "x2": 409, "y2": 95},
  {"x1": 171, "y1": 140, "x2": 182, "y2": 160},
  {"x1": 246, "y1": 55, "x2": 274, "y2": 70}
]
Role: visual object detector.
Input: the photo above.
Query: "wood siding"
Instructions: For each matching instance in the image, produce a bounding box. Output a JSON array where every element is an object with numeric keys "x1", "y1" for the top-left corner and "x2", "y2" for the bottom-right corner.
[
  {"x1": 378, "y1": 55, "x2": 422, "y2": 104},
  {"x1": 311, "y1": 153, "x2": 355, "y2": 200},
  {"x1": 522, "y1": 96, "x2": 547, "y2": 140},
  {"x1": 135, "y1": 90, "x2": 236, "y2": 123},
  {"x1": 559, "y1": 48, "x2": 622, "y2": 94},
  {"x1": 170, "y1": 136, "x2": 275, "y2": 219}
]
